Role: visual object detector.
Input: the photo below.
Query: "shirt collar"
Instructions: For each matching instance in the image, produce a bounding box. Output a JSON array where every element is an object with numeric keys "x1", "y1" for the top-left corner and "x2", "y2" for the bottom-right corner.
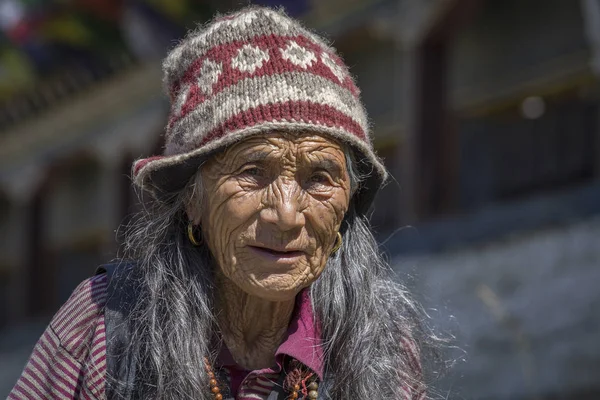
[{"x1": 217, "y1": 288, "x2": 324, "y2": 380}]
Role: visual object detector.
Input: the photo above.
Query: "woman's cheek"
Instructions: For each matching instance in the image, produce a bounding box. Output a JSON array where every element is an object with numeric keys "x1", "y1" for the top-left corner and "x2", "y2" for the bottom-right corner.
[
  {"x1": 313, "y1": 200, "x2": 344, "y2": 235},
  {"x1": 201, "y1": 188, "x2": 238, "y2": 260}
]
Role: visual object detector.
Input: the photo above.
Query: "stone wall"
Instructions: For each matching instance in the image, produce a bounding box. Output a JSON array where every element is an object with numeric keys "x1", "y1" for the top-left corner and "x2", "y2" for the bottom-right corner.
[{"x1": 395, "y1": 216, "x2": 600, "y2": 399}]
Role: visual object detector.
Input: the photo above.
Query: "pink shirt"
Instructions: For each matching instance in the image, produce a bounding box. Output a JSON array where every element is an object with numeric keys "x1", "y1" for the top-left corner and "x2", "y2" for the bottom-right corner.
[{"x1": 8, "y1": 273, "x2": 424, "y2": 399}]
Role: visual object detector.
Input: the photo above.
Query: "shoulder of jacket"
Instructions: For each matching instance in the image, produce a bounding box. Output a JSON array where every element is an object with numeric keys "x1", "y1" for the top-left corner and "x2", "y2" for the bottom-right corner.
[{"x1": 48, "y1": 274, "x2": 108, "y2": 360}]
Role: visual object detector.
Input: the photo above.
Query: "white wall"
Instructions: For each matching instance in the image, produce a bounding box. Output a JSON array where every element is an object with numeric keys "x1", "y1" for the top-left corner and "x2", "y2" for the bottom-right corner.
[{"x1": 395, "y1": 216, "x2": 600, "y2": 399}]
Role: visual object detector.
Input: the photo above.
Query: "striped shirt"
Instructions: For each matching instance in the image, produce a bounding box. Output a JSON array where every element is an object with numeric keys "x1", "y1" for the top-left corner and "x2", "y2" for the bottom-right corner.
[
  {"x1": 8, "y1": 274, "x2": 424, "y2": 399},
  {"x1": 9, "y1": 274, "x2": 108, "y2": 399}
]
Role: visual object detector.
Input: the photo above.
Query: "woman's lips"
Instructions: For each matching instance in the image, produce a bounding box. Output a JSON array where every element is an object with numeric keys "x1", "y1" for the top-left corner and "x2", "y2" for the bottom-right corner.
[{"x1": 247, "y1": 245, "x2": 305, "y2": 262}]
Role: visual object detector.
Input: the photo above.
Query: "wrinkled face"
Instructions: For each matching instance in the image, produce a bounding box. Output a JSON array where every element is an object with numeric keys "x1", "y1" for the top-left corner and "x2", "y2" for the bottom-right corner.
[{"x1": 190, "y1": 132, "x2": 352, "y2": 301}]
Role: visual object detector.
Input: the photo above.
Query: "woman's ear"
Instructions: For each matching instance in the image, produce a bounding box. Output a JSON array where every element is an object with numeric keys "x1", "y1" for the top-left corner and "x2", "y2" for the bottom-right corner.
[
  {"x1": 184, "y1": 170, "x2": 205, "y2": 225},
  {"x1": 184, "y1": 189, "x2": 203, "y2": 225},
  {"x1": 185, "y1": 204, "x2": 202, "y2": 226}
]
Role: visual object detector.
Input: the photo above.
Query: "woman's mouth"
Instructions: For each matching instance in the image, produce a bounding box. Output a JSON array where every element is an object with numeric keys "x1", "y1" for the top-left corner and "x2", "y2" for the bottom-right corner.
[{"x1": 247, "y1": 246, "x2": 305, "y2": 262}]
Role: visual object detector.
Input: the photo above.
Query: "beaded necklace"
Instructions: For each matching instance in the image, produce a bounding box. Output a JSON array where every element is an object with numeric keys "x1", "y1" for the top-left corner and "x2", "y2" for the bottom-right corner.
[
  {"x1": 204, "y1": 358, "x2": 224, "y2": 400},
  {"x1": 203, "y1": 358, "x2": 320, "y2": 399}
]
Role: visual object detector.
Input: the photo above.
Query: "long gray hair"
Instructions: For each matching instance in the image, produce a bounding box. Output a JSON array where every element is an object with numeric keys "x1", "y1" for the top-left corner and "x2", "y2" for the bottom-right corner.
[{"x1": 118, "y1": 153, "x2": 443, "y2": 399}]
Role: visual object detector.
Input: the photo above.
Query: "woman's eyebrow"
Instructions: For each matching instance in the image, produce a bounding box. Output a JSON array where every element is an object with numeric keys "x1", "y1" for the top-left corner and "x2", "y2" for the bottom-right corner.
[
  {"x1": 309, "y1": 158, "x2": 344, "y2": 174},
  {"x1": 238, "y1": 150, "x2": 272, "y2": 163}
]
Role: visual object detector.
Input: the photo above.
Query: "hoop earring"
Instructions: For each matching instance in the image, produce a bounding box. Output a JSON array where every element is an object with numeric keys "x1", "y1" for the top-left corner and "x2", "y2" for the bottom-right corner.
[
  {"x1": 187, "y1": 222, "x2": 202, "y2": 246},
  {"x1": 331, "y1": 232, "x2": 343, "y2": 254}
]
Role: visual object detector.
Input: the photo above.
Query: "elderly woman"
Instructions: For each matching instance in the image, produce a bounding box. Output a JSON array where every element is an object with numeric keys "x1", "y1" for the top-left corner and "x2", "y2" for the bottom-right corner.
[{"x1": 10, "y1": 6, "x2": 435, "y2": 400}]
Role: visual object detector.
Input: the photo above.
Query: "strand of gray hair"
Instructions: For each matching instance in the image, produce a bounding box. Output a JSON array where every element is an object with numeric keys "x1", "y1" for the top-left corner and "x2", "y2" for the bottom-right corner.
[
  {"x1": 312, "y1": 208, "x2": 444, "y2": 398},
  {"x1": 117, "y1": 183, "x2": 219, "y2": 399}
]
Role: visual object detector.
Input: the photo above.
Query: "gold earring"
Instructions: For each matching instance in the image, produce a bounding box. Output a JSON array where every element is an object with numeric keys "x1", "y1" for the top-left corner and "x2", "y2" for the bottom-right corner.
[
  {"x1": 187, "y1": 222, "x2": 202, "y2": 246},
  {"x1": 331, "y1": 232, "x2": 343, "y2": 254}
]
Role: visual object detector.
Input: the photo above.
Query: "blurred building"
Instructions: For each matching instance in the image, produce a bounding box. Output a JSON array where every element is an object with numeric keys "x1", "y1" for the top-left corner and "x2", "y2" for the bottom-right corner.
[
  {"x1": 0, "y1": 0, "x2": 210, "y2": 322},
  {"x1": 1, "y1": 0, "x2": 600, "y2": 399}
]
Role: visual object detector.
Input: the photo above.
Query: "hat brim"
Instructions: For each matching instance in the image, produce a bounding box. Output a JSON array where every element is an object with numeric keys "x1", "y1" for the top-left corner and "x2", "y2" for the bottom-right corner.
[{"x1": 133, "y1": 123, "x2": 388, "y2": 214}]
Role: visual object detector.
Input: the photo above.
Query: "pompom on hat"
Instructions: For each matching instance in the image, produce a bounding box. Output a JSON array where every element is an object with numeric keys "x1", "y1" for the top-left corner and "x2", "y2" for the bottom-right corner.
[{"x1": 133, "y1": 6, "x2": 388, "y2": 213}]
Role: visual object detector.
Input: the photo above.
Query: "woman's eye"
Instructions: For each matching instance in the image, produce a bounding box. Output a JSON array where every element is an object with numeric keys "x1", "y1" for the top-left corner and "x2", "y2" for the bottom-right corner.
[
  {"x1": 239, "y1": 167, "x2": 266, "y2": 180},
  {"x1": 240, "y1": 167, "x2": 265, "y2": 178},
  {"x1": 309, "y1": 173, "x2": 330, "y2": 185}
]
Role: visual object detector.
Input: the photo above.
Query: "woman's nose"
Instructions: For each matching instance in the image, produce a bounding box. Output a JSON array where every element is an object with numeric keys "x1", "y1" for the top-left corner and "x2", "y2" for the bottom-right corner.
[{"x1": 260, "y1": 180, "x2": 305, "y2": 231}]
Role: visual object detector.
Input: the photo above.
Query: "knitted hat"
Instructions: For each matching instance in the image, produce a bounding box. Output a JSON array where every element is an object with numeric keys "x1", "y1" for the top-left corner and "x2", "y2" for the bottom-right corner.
[{"x1": 133, "y1": 6, "x2": 388, "y2": 213}]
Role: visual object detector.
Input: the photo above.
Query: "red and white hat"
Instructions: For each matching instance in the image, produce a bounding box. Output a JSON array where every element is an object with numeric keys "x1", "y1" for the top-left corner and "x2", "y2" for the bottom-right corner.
[{"x1": 133, "y1": 6, "x2": 387, "y2": 212}]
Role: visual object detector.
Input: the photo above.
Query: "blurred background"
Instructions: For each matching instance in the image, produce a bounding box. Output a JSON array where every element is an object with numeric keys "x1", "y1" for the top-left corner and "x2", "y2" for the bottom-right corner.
[{"x1": 0, "y1": 0, "x2": 599, "y2": 398}]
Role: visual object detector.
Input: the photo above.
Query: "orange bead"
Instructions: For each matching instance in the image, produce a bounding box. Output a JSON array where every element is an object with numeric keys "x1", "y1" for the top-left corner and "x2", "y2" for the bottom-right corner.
[
  {"x1": 214, "y1": 394, "x2": 223, "y2": 400},
  {"x1": 293, "y1": 384, "x2": 300, "y2": 391},
  {"x1": 290, "y1": 392, "x2": 299, "y2": 399},
  {"x1": 211, "y1": 386, "x2": 220, "y2": 394},
  {"x1": 209, "y1": 379, "x2": 217, "y2": 387}
]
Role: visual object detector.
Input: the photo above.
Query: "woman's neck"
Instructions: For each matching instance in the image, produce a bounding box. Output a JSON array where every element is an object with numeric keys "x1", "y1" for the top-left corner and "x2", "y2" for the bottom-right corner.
[{"x1": 215, "y1": 273, "x2": 295, "y2": 370}]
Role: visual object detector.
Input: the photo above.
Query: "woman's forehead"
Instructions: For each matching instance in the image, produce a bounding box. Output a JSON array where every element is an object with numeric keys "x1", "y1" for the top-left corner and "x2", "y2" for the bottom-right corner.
[{"x1": 218, "y1": 132, "x2": 346, "y2": 161}]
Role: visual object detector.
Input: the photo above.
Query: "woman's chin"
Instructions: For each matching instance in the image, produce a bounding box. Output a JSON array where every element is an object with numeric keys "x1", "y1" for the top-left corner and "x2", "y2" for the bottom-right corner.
[
  {"x1": 237, "y1": 277, "x2": 307, "y2": 302},
  {"x1": 224, "y1": 257, "x2": 320, "y2": 302}
]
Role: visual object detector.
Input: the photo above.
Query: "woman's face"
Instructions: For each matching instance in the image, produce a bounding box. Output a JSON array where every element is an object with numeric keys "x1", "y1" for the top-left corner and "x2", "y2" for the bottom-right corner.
[{"x1": 192, "y1": 132, "x2": 352, "y2": 301}]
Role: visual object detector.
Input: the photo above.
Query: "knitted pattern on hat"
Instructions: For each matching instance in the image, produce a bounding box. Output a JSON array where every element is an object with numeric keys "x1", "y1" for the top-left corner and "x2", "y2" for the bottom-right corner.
[{"x1": 133, "y1": 6, "x2": 388, "y2": 212}]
